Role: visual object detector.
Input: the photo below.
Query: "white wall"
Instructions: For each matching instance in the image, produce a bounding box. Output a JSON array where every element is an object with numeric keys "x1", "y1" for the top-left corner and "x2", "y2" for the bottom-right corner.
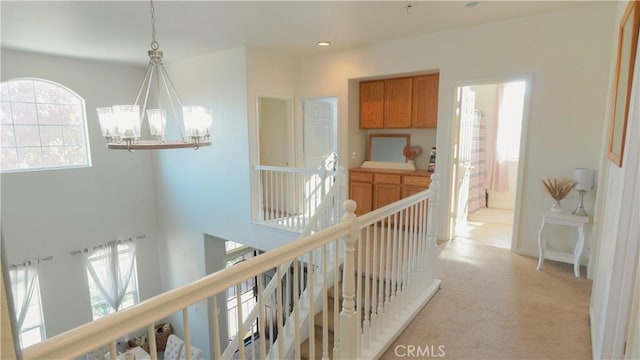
[
  {"x1": 0, "y1": 49, "x2": 162, "y2": 337},
  {"x1": 292, "y1": 4, "x2": 616, "y2": 252},
  {"x1": 589, "y1": 1, "x2": 640, "y2": 356}
]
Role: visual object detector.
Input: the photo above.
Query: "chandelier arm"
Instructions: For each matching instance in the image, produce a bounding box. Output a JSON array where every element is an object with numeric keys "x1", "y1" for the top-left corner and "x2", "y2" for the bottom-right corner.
[
  {"x1": 139, "y1": 63, "x2": 156, "y2": 127},
  {"x1": 158, "y1": 63, "x2": 185, "y2": 108},
  {"x1": 157, "y1": 66, "x2": 187, "y2": 141},
  {"x1": 134, "y1": 63, "x2": 155, "y2": 106}
]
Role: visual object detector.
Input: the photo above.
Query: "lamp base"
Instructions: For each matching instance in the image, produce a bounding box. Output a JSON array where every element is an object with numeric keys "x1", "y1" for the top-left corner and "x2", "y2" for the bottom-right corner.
[{"x1": 572, "y1": 190, "x2": 588, "y2": 216}]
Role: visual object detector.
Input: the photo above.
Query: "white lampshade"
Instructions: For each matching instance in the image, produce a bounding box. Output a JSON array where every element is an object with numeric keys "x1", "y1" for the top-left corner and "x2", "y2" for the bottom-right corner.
[
  {"x1": 146, "y1": 109, "x2": 167, "y2": 139},
  {"x1": 573, "y1": 168, "x2": 595, "y2": 191},
  {"x1": 182, "y1": 106, "x2": 212, "y2": 140},
  {"x1": 96, "y1": 107, "x2": 117, "y2": 138},
  {"x1": 112, "y1": 105, "x2": 141, "y2": 140}
]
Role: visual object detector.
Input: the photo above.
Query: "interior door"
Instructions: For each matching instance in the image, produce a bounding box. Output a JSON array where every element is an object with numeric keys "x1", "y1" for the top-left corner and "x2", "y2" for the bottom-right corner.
[
  {"x1": 302, "y1": 98, "x2": 337, "y2": 169},
  {"x1": 453, "y1": 87, "x2": 476, "y2": 227}
]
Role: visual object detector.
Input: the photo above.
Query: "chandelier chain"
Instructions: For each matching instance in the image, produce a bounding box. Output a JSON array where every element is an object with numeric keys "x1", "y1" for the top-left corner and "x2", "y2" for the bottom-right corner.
[{"x1": 149, "y1": 0, "x2": 159, "y2": 50}]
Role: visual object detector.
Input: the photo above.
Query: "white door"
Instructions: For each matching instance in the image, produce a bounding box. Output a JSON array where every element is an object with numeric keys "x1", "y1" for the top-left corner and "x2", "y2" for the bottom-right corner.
[
  {"x1": 453, "y1": 87, "x2": 476, "y2": 225},
  {"x1": 303, "y1": 97, "x2": 337, "y2": 169}
]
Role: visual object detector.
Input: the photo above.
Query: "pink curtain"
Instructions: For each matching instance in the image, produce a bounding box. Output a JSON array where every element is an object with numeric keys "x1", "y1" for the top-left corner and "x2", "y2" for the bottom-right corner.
[{"x1": 485, "y1": 85, "x2": 510, "y2": 192}]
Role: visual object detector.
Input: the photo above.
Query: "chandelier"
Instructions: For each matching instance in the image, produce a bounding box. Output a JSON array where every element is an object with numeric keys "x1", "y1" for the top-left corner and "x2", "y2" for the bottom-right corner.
[{"x1": 96, "y1": 0, "x2": 212, "y2": 150}]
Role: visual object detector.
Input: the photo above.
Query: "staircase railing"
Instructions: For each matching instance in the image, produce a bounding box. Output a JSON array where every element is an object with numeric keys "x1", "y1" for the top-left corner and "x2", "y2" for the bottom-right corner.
[
  {"x1": 20, "y1": 174, "x2": 440, "y2": 360},
  {"x1": 255, "y1": 163, "x2": 341, "y2": 232},
  {"x1": 220, "y1": 170, "x2": 345, "y2": 358}
]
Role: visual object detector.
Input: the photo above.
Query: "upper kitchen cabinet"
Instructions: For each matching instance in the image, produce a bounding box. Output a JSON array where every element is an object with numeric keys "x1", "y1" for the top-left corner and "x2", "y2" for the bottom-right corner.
[
  {"x1": 360, "y1": 80, "x2": 385, "y2": 129},
  {"x1": 359, "y1": 73, "x2": 439, "y2": 129},
  {"x1": 384, "y1": 77, "x2": 413, "y2": 128},
  {"x1": 411, "y1": 74, "x2": 439, "y2": 128}
]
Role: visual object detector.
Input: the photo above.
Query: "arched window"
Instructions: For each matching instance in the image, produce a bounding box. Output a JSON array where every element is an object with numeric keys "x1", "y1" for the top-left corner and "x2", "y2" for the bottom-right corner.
[{"x1": 1, "y1": 78, "x2": 91, "y2": 172}]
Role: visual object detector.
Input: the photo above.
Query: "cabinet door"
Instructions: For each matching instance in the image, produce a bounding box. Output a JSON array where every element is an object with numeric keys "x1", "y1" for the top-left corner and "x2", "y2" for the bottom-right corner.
[
  {"x1": 374, "y1": 183, "x2": 401, "y2": 209},
  {"x1": 402, "y1": 185, "x2": 427, "y2": 198},
  {"x1": 411, "y1": 74, "x2": 439, "y2": 128},
  {"x1": 384, "y1": 78, "x2": 412, "y2": 128},
  {"x1": 350, "y1": 182, "x2": 373, "y2": 216},
  {"x1": 360, "y1": 81, "x2": 385, "y2": 129}
]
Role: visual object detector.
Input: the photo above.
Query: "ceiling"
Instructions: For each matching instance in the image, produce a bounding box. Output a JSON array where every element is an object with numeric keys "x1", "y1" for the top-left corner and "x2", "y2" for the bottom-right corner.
[{"x1": 1, "y1": 1, "x2": 595, "y2": 66}]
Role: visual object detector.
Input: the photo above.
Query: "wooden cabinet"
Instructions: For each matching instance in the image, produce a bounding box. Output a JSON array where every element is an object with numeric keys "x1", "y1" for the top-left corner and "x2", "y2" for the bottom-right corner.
[
  {"x1": 359, "y1": 81, "x2": 385, "y2": 129},
  {"x1": 412, "y1": 74, "x2": 439, "y2": 128},
  {"x1": 359, "y1": 73, "x2": 439, "y2": 129},
  {"x1": 384, "y1": 78, "x2": 413, "y2": 128},
  {"x1": 349, "y1": 168, "x2": 431, "y2": 215}
]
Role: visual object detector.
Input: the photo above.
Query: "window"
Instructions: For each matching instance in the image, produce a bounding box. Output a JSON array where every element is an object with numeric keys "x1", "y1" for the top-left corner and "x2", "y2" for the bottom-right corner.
[
  {"x1": 497, "y1": 81, "x2": 526, "y2": 160},
  {"x1": 1, "y1": 78, "x2": 91, "y2": 172},
  {"x1": 9, "y1": 264, "x2": 46, "y2": 348},
  {"x1": 225, "y1": 245, "x2": 258, "y2": 341},
  {"x1": 86, "y1": 242, "x2": 139, "y2": 320}
]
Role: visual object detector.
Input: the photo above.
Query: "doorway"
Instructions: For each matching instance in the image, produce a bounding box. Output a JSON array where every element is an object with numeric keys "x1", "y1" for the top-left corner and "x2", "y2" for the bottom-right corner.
[{"x1": 450, "y1": 80, "x2": 528, "y2": 249}]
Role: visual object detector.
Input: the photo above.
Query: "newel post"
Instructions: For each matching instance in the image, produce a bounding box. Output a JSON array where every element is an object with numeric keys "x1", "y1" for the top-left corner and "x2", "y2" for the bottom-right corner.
[{"x1": 339, "y1": 199, "x2": 359, "y2": 359}]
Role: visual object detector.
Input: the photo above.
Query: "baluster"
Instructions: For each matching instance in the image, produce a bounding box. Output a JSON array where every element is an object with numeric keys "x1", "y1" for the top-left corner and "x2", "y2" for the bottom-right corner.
[
  {"x1": 147, "y1": 324, "x2": 157, "y2": 359},
  {"x1": 183, "y1": 308, "x2": 192, "y2": 360},
  {"x1": 362, "y1": 225, "x2": 371, "y2": 349},
  {"x1": 257, "y1": 273, "x2": 267, "y2": 359},
  {"x1": 274, "y1": 266, "x2": 284, "y2": 359},
  {"x1": 269, "y1": 170, "x2": 274, "y2": 222},
  {"x1": 356, "y1": 219, "x2": 363, "y2": 337},
  {"x1": 378, "y1": 221, "x2": 386, "y2": 336},
  {"x1": 109, "y1": 342, "x2": 117, "y2": 360},
  {"x1": 235, "y1": 283, "x2": 245, "y2": 360},
  {"x1": 322, "y1": 244, "x2": 329, "y2": 359},
  {"x1": 391, "y1": 211, "x2": 399, "y2": 314},
  {"x1": 293, "y1": 256, "x2": 301, "y2": 359},
  {"x1": 332, "y1": 238, "x2": 341, "y2": 359},
  {"x1": 308, "y1": 249, "x2": 315, "y2": 359},
  {"x1": 211, "y1": 296, "x2": 221, "y2": 359},
  {"x1": 384, "y1": 214, "x2": 392, "y2": 327},
  {"x1": 371, "y1": 222, "x2": 380, "y2": 337}
]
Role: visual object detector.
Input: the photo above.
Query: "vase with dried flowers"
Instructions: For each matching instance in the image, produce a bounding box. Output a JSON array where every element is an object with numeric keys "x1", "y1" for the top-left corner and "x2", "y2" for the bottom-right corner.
[{"x1": 541, "y1": 177, "x2": 577, "y2": 212}]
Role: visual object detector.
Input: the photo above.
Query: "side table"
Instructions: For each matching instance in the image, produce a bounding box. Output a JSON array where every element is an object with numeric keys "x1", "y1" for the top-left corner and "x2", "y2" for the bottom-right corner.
[{"x1": 536, "y1": 211, "x2": 589, "y2": 277}]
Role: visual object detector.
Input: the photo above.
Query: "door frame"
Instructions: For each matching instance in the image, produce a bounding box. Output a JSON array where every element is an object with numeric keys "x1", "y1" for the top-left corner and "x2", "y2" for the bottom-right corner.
[
  {"x1": 251, "y1": 93, "x2": 295, "y2": 221},
  {"x1": 448, "y1": 74, "x2": 533, "y2": 251}
]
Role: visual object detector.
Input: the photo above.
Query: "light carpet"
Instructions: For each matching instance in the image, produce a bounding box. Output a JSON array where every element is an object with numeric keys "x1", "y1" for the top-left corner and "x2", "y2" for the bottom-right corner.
[{"x1": 381, "y1": 240, "x2": 592, "y2": 359}]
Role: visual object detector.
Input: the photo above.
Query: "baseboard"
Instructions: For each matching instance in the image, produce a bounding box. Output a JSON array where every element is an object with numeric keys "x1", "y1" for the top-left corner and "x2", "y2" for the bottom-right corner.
[{"x1": 358, "y1": 279, "x2": 442, "y2": 360}]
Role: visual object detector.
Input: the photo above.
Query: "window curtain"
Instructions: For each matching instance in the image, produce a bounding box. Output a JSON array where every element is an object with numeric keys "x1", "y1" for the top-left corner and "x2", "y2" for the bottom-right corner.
[
  {"x1": 86, "y1": 242, "x2": 136, "y2": 312},
  {"x1": 485, "y1": 84, "x2": 510, "y2": 192},
  {"x1": 9, "y1": 261, "x2": 40, "y2": 331}
]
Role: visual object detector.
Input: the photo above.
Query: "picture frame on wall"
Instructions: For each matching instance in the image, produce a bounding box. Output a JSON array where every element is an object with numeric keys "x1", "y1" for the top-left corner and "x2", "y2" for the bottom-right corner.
[{"x1": 608, "y1": 0, "x2": 640, "y2": 167}]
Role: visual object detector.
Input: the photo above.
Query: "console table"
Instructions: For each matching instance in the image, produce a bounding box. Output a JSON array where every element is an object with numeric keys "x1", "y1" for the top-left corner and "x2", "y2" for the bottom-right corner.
[{"x1": 536, "y1": 211, "x2": 589, "y2": 277}]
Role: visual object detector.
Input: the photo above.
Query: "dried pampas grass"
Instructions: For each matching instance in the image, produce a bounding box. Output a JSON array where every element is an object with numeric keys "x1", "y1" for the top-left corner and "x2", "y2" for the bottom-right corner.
[{"x1": 541, "y1": 177, "x2": 576, "y2": 201}]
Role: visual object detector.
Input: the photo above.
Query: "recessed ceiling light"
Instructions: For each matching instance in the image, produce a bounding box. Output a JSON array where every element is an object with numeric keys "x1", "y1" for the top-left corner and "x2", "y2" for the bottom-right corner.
[
  {"x1": 317, "y1": 41, "x2": 331, "y2": 47},
  {"x1": 464, "y1": 1, "x2": 480, "y2": 8}
]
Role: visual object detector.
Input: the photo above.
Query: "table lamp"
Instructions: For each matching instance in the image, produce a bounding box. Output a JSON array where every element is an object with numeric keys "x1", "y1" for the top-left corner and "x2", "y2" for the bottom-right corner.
[{"x1": 572, "y1": 168, "x2": 595, "y2": 216}]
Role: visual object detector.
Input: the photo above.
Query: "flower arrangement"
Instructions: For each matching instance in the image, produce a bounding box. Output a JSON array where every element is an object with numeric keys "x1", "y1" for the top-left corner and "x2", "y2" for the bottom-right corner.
[
  {"x1": 403, "y1": 145, "x2": 422, "y2": 163},
  {"x1": 541, "y1": 177, "x2": 576, "y2": 212}
]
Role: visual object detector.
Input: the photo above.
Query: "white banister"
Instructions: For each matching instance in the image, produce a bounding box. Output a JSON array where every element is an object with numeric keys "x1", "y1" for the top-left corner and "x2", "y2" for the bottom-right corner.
[
  {"x1": 21, "y1": 173, "x2": 440, "y2": 360},
  {"x1": 254, "y1": 164, "x2": 343, "y2": 232}
]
